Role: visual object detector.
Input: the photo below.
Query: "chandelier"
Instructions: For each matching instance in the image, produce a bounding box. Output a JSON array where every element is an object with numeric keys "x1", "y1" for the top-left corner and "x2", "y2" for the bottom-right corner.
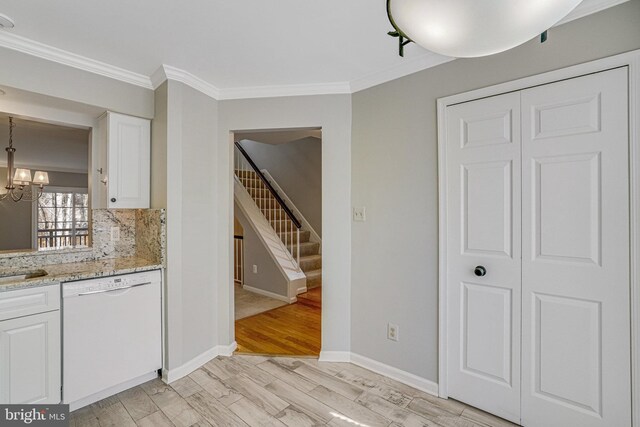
[
  {"x1": 387, "y1": 0, "x2": 582, "y2": 57},
  {"x1": 0, "y1": 116, "x2": 49, "y2": 202}
]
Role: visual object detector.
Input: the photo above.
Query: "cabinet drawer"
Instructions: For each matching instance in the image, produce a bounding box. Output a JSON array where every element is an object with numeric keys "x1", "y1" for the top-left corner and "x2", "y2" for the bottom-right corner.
[{"x1": 0, "y1": 285, "x2": 60, "y2": 321}]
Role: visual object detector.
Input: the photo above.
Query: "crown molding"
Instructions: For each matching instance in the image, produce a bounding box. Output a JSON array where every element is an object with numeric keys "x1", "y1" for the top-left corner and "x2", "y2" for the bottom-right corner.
[
  {"x1": 0, "y1": 31, "x2": 153, "y2": 89},
  {"x1": 557, "y1": 0, "x2": 629, "y2": 25},
  {"x1": 151, "y1": 64, "x2": 351, "y2": 100},
  {"x1": 149, "y1": 66, "x2": 169, "y2": 90},
  {"x1": 151, "y1": 64, "x2": 221, "y2": 100},
  {"x1": 350, "y1": 52, "x2": 454, "y2": 93},
  {"x1": 218, "y1": 81, "x2": 351, "y2": 100}
]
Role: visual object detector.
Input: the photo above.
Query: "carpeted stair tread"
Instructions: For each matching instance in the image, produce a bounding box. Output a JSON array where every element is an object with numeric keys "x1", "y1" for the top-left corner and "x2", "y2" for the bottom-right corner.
[{"x1": 305, "y1": 269, "x2": 322, "y2": 289}]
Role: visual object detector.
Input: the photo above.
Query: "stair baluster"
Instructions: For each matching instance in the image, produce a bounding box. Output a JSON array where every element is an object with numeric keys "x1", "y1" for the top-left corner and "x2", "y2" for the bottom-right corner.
[{"x1": 234, "y1": 142, "x2": 303, "y2": 271}]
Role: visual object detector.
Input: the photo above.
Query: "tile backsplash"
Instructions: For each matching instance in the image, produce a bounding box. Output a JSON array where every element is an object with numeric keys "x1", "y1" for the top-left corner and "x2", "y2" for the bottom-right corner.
[
  {"x1": 93, "y1": 209, "x2": 137, "y2": 259},
  {"x1": 135, "y1": 209, "x2": 166, "y2": 265},
  {"x1": 0, "y1": 209, "x2": 165, "y2": 269}
]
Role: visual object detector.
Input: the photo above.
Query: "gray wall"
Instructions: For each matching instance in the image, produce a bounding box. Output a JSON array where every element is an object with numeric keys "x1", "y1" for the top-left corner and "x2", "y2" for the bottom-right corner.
[
  {"x1": 234, "y1": 204, "x2": 288, "y2": 297},
  {"x1": 47, "y1": 171, "x2": 88, "y2": 188},
  {"x1": 0, "y1": 166, "x2": 32, "y2": 251},
  {"x1": 151, "y1": 82, "x2": 168, "y2": 209},
  {"x1": 240, "y1": 137, "x2": 322, "y2": 236},
  {"x1": 0, "y1": 120, "x2": 89, "y2": 173},
  {"x1": 350, "y1": 0, "x2": 640, "y2": 382},
  {"x1": 152, "y1": 80, "x2": 219, "y2": 371}
]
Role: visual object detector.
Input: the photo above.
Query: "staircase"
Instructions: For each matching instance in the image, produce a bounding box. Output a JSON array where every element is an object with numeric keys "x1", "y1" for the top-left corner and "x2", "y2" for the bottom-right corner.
[
  {"x1": 234, "y1": 142, "x2": 322, "y2": 294},
  {"x1": 236, "y1": 170, "x2": 322, "y2": 290}
]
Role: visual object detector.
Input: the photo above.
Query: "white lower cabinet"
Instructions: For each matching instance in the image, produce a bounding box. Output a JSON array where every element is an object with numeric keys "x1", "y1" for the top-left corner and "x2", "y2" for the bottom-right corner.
[{"x1": 0, "y1": 285, "x2": 61, "y2": 404}]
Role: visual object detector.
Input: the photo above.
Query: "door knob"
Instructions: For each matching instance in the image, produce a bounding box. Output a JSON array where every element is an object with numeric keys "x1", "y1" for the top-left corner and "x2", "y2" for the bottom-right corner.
[{"x1": 474, "y1": 266, "x2": 487, "y2": 277}]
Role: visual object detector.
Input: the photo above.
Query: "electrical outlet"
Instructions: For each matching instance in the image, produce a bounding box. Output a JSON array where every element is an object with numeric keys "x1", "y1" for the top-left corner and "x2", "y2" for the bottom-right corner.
[
  {"x1": 252, "y1": 265, "x2": 258, "y2": 274},
  {"x1": 387, "y1": 323, "x2": 399, "y2": 342},
  {"x1": 353, "y1": 206, "x2": 366, "y2": 222},
  {"x1": 110, "y1": 226, "x2": 120, "y2": 242}
]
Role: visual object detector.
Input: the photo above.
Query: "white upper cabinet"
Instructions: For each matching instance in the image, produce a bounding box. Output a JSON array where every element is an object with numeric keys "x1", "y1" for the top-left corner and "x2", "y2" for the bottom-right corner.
[{"x1": 95, "y1": 112, "x2": 150, "y2": 209}]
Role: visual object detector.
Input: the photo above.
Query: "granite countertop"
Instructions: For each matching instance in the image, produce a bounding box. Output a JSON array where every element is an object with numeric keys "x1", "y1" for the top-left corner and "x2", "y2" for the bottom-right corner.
[{"x1": 0, "y1": 257, "x2": 163, "y2": 292}]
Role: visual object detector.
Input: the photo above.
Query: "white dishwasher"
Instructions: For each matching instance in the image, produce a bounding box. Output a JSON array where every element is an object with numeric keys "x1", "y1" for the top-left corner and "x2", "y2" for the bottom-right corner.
[{"x1": 62, "y1": 270, "x2": 162, "y2": 410}]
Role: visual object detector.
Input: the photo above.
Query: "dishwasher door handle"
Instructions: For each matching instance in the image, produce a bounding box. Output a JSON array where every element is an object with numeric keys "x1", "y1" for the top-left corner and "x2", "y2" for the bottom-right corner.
[{"x1": 78, "y1": 282, "x2": 152, "y2": 296}]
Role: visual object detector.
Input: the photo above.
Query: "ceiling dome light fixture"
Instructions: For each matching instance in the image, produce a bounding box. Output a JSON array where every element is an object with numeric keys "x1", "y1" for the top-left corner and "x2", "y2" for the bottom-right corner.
[
  {"x1": 387, "y1": 0, "x2": 582, "y2": 58},
  {"x1": 0, "y1": 13, "x2": 15, "y2": 29}
]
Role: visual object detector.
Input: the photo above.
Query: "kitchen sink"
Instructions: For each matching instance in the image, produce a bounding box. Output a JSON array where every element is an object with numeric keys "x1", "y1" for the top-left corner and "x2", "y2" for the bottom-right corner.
[{"x1": 0, "y1": 269, "x2": 48, "y2": 284}]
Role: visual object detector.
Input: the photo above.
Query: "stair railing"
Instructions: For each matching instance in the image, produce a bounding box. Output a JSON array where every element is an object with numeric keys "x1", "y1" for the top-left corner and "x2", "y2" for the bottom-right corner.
[
  {"x1": 234, "y1": 235, "x2": 244, "y2": 284},
  {"x1": 234, "y1": 142, "x2": 302, "y2": 268}
]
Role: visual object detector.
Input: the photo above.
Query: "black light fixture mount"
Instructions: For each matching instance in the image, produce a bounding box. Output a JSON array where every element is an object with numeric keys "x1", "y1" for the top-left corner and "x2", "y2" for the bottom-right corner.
[
  {"x1": 540, "y1": 30, "x2": 548, "y2": 43},
  {"x1": 386, "y1": 0, "x2": 413, "y2": 57}
]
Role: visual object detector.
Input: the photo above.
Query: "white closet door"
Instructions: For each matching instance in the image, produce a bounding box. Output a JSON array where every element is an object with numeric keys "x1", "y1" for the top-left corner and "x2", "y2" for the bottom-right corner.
[
  {"x1": 521, "y1": 68, "x2": 630, "y2": 427},
  {"x1": 446, "y1": 92, "x2": 522, "y2": 423}
]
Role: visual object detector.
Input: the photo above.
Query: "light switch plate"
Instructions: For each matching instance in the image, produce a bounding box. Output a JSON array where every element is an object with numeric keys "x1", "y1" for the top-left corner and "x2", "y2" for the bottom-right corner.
[{"x1": 353, "y1": 206, "x2": 366, "y2": 222}]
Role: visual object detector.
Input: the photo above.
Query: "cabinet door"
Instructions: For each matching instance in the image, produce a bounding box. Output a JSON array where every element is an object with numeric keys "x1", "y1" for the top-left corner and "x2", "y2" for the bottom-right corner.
[
  {"x1": 107, "y1": 112, "x2": 150, "y2": 209},
  {"x1": 0, "y1": 311, "x2": 61, "y2": 404}
]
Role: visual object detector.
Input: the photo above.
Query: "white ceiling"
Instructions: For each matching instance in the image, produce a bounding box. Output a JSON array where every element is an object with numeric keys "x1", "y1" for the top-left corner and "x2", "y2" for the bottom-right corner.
[{"x1": 0, "y1": 0, "x2": 628, "y2": 99}]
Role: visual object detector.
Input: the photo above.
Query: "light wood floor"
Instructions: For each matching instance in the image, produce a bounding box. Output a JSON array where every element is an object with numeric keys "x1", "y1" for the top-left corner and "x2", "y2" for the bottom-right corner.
[
  {"x1": 70, "y1": 355, "x2": 519, "y2": 427},
  {"x1": 235, "y1": 288, "x2": 322, "y2": 356}
]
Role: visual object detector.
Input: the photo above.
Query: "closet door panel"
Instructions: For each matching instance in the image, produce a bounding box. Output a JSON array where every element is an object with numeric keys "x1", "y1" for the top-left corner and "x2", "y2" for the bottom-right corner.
[
  {"x1": 446, "y1": 92, "x2": 522, "y2": 423},
  {"x1": 521, "y1": 67, "x2": 630, "y2": 427}
]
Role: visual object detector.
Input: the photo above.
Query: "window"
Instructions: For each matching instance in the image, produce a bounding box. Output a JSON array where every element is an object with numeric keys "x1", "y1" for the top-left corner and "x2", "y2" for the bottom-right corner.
[{"x1": 37, "y1": 189, "x2": 89, "y2": 249}]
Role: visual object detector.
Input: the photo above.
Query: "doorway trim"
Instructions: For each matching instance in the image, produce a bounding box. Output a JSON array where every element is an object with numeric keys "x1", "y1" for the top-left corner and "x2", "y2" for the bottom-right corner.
[
  {"x1": 229, "y1": 127, "x2": 324, "y2": 354},
  {"x1": 437, "y1": 49, "x2": 640, "y2": 425}
]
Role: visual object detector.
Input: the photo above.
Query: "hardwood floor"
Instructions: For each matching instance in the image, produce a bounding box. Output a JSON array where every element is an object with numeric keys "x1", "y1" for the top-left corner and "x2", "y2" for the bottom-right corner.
[
  {"x1": 71, "y1": 355, "x2": 519, "y2": 427},
  {"x1": 296, "y1": 287, "x2": 321, "y2": 309},
  {"x1": 235, "y1": 287, "x2": 322, "y2": 356}
]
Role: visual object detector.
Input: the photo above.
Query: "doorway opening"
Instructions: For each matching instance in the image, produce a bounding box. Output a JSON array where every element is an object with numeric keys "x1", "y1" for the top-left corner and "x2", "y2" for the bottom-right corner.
[
  {"x1": 0, "y1": 113, "x2": 92, "y2": 252},
  {"x1": 231, "y1": 128, "x2": 322, "y2": 356}
]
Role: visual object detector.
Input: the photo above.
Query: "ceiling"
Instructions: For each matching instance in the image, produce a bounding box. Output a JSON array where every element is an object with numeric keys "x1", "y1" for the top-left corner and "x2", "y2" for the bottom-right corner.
[{"x1": 0, "y1": 0, "x2": 628, "y2": 99}]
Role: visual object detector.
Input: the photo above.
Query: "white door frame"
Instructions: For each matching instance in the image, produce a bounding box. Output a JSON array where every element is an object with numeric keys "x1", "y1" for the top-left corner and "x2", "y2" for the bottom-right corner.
[
  {"x1": 229, "y1": 128, "x2": 325, "y2": 342},
  {"x1": 437, "y1": 49, "x2": 640, "y2": 425}
]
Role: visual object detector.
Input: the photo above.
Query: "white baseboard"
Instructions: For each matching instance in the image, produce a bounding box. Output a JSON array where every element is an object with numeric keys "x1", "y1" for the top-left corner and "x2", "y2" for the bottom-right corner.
[
  {"x1": 318, "y1": 351, "x2": 352, "y2": 362},
  {"x1": 243, "y1": 284, "x2": 291, "y2": 303},
  {"x1": 318, "y1": 351, "x2": 438, "y2": 396},
  {"x1": 162, "y1": 341, "x2": 238, "y2": 383},
  {"x1": 218, "y1": 341, "x2": 238, "y2": 357},
  {"x1": 350, "y1": 352, "x2": 439, "y2": 397}
]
